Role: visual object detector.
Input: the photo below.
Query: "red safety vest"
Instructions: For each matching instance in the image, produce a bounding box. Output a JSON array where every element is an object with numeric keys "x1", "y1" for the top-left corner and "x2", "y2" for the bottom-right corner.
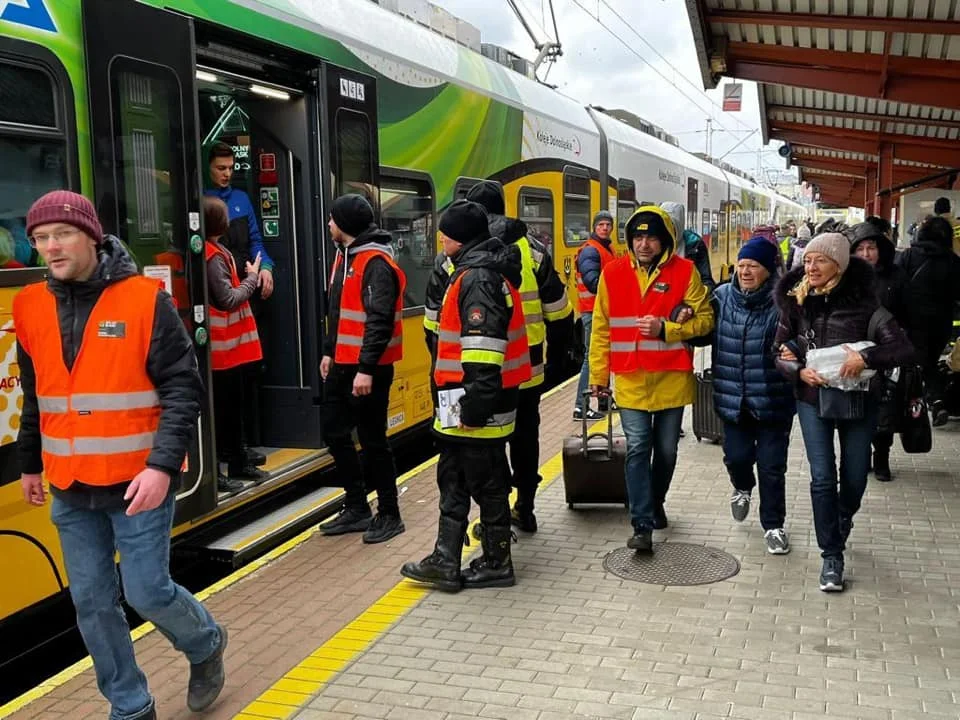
[
  {"x1": 13, "y1": 277, "x2": 164, "y2": 489},
  {"x1": 330, "y1": 246, "x2": 406, "y2": 365},
  {"x1": 205, "y1": 242, "x2": 263, "y2": 371},
  {"x1": 434, "y1": 271, "x2": 531, "y2": 390},
  {"x1": 604, "y1": 253, "x2": 694, "y2": 373},
  {"x1": 576, "y1": 238, "x2": 615, "y2": 313}
]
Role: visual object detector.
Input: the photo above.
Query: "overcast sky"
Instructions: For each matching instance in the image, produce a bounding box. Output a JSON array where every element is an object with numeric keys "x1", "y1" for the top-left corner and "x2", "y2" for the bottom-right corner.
[{"x1": 431, "y1": 0, "x2": 796, "y2": 184}]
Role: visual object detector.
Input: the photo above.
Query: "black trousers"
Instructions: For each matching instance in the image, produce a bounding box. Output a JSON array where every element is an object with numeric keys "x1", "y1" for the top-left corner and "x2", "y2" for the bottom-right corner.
[
  {"x1": 321, "y1": 364, "x2": 399, "y2": 517},
  {"x1": 508, "y1": 387, "x2": 542, "y2": 511},
  {"x1": 213, "y1": 365, "x2": 246, "y2": 471},
  {"x1": 437, "y1": 440, "x2": 511, "y2": 530}
]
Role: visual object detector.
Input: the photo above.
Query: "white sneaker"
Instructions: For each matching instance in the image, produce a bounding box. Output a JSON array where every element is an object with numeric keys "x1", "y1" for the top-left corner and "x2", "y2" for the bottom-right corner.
[
  {"x1": 730, "y1": 490, "x2": 751, "y2": 522},
  {"x1": 764, "y1": 528, "x2": 790, "y2": 555}
]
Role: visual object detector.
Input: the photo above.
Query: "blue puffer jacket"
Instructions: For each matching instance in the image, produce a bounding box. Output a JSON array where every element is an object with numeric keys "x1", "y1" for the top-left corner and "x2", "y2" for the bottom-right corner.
[{"x1": 712, "y1": 277, "x2": 795, "y2": 424}]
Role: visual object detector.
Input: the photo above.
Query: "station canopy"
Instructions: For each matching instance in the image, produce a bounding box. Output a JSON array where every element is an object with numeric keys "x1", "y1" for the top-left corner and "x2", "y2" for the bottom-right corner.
[{"x1": 685, "y1": 0, "x2": 960, "y2": 212}]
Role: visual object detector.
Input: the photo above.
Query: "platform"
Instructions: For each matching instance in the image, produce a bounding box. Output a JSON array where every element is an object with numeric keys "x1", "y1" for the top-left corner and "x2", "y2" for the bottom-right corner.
[{"x1": 3, "y1": 378, "x2": 960, "y2": 720}]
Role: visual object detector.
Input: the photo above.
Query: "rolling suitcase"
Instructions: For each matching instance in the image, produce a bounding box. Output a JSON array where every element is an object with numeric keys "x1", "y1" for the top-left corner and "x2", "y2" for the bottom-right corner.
[
  {"x1": 562, "y1": 392, "x2": 628, "y2": 508},
  {"x1": 693, "y1": 368, "x2": 724, "y2": 444}
]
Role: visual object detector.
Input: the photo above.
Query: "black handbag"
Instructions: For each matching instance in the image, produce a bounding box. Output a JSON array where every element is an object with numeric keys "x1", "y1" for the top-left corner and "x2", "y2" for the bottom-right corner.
[
  {"x1": 899, "y1": 365, "x2": 932, "y2": 454},
  {"x1": 817, "y1": 387, "x2": 866, "y2": 420}
]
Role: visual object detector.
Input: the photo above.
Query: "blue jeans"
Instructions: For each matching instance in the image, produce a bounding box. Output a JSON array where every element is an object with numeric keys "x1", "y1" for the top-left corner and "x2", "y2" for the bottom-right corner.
[
  {"x1": 796, "y1": 400, "x2": 878, "y2": 558},
  {"x1": 575, "y1": 311, "x2": 593, "y2": 409},
  {"x1": 51, "y1": 493, "x2": 221, "y2": 720},
  {"x1": 619, "y1": 407, "x2": 684, "y2": 530},
  {"x1": 722, "y1": 416, "x2": 792, "y2": 530}
]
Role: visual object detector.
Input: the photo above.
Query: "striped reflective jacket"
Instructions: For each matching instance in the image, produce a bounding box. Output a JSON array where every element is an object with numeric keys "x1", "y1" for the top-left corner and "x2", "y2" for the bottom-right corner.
[
  {"x1": 205, "y1": 242, "x2": 263, "y2": 371},
  {"x1": 13, "y1": 276, "x2": 164, "y2": 490},
  {"x1": 331, "y1": 245, "x2": 405, "y2": 365},
  {"x1": 575, "y1": 237, "x2": 615, "y2": 313}
]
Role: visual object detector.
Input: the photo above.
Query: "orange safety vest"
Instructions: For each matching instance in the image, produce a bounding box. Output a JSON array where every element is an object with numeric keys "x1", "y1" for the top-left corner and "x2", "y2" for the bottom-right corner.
[
  {"x1": 604, "y1": 254, "x2": 694, "y2": 373},
  {"x1": 205, "y1": 242, "x2": 263, "y2": 371},
  {"x1": 330, "y1": 245, "x2": 406, "y2": 365},
  {"x1": 13, "y1": 277, "x2": 164, "y2": 490},
  {"x1": 575, "y1": 238, "x2": 615, "y2": 313},
  {"x1": 434, "y1": 271, "x2": 531, "y2": 390}
]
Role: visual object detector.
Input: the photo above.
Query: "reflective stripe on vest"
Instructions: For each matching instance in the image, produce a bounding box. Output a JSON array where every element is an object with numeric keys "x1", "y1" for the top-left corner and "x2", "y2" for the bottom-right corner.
[
  {"x1": 603, "y1": 254, "x2": 695, "y2": 373},
  {"x1": 433, "y1": 270, "x2": 531, "y2": 438},
  {"x1": 205, "y1": 242, "x2": 263, "y2": 371},
  {"x1": 575, "y1": 238, "x2": 615, "y2": 313},
  {"x1": 332, "y1": 247, "x2": 406, "y2": 365},
  {"x1": 12, "y1": 277, "x2": 164, "y2": 490}
]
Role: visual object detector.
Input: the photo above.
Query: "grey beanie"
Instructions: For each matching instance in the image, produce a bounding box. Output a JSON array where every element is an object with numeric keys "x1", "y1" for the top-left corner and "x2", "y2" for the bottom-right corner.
[
  {"x1": 803, "y1": 232, "x2": 851, "y2": 274},
  {"x1": 592, "y1": 210, "x2": 614, "y2": 229}
]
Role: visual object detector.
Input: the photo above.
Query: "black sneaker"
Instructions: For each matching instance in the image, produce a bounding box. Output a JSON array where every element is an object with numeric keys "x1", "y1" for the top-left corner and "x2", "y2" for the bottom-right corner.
[
  {"x1": 245, "y1": 446, "x2": 267, "y2": 466},
  {"x1": 363, "y1": 514, "x2": 405, "y2": 544},
  {"x1": 321, "y1": 506, "x2": 373, "y2": 535},
  {"x1": 187, "y1": 625, "x2": 227, "y2": 711},
  {"x1": 932, "y1": 405, "x2": 949, "y2": 427},
  {"x1": 228, "y1": 464, "x2": 268, "y2": 483},
  {"x1": 627, "y1": 529, "x2": 653, "y2": 552},
  {"x1": 730, "y1": 490, "x2": 751, "y2": 522},
  {"x1": 819, "y1": 555, "x2": 845, "y2": 592},
  {"x1": 572, "y1": 407, "x2": 603, "y2": 421},
  {"x1": 652, "y1": 505, "x2": 669, "y2": 530},
  {"x1": 217, "y1": 474, "x2": 244, "y2": 494},
  {"x1": 510, "y1": 506, "x2": 538, "y2": 533}
]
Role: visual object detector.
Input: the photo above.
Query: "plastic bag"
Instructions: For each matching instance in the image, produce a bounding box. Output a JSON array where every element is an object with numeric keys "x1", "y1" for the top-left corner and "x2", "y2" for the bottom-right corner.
[{"x1": 806, "y1": 341, "x2": 877, "y2": 391}]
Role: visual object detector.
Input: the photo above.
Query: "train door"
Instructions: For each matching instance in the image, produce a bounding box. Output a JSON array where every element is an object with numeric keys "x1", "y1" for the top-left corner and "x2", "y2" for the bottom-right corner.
[
  {"x1": 82, "y1": 0, "x2": 215, "y2": 519},
  {"x1": 686, "y1": 177, "x2": 699, "y2": 232}
]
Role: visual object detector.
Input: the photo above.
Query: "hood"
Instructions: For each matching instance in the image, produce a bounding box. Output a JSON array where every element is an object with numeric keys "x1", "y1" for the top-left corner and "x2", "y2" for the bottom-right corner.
[
  {"x1": 455, "y1": 237, "x2": 523, "y2": 289},
  {"x1": 848, "y1": 222, "x2": 895, "y2": 269},
  {"x1": 47, "y1": 234, "x2": 139, "y2": 295},
  {"x1": 659, "y1": 202, "x2": 686, "y2": 257},
  {"x1": 488, "y1": 214, "x2": 528, "y2": 245},
  {"x1": 349, "y1": 226, "x2": 395, "y2": 256},
  {"x1": 775, "y1": 255, "x2": 876, "y2": 312},
  {"x1": 625, "y1": 205, "x2": 677, "y2": 255},
  {"x1": 914, "y1": 216, "x2": 954, "y2": 255}
]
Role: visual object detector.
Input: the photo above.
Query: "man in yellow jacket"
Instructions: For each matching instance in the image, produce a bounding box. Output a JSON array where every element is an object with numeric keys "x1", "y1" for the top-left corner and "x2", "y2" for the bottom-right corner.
[{"x1": 589, "y1": 206, "x2": 713, "y2": 551}]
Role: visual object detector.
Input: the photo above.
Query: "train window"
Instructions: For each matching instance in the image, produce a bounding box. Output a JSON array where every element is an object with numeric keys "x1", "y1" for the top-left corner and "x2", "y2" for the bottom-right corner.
[
  {"x1": 381, "y1": 172, "x2": 434, "y2": 309},
  {"x1": 518, "y1": 187, "x2": 553, "y2": 254},
  {"x1": 717, "y1": 210, "x2": 727, "y2": 253},
  {"x1": 0, "y1": 55, "x2": 75, "y2": 272},
  {"x1": 453, "y1": 177, "x2": 494, "y2": 202},
  {"x1": 616, "y1": 180, "x2": 636, "y2": 238},
  {"x1": 336, "y1": 109, "x2": 374, "y2": 201},
  {"x1": 563, "y1": 167, "x2": 591, "y2": 247}
]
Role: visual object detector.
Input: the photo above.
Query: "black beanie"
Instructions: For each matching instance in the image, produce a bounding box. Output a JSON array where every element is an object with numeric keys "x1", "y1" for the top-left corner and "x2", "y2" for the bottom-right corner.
[
  {"x1": 625, "y1": 210, "x2": 672, "y2": 245},
  {"x1": 934, "y1": 196, "x2": 952, "y2": 215},
  {"x1": 465, "y1": 180, "x2": 505, "y2": 216},
  {"x1": 331, "y1": 193, "x2": 374, "y2": 237},
  {"x1": 440, "y1": 200, "x2": 489, "y2": 247}
]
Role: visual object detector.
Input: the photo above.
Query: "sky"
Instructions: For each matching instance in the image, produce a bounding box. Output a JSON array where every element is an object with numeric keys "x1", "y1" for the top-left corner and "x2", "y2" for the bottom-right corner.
[{"x1": 430, "y1": 0, "x2": 797, "y2": 185}]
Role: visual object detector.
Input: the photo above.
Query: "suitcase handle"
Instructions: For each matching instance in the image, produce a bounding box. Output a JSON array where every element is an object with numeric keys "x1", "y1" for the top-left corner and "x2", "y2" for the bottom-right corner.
[{"x1": 581, "y1": 390, "x2": 614, "y2": 458}]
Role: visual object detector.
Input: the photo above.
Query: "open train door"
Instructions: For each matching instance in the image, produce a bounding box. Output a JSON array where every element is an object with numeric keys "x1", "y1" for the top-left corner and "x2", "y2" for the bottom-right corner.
[{"x1": 82, "y1": 0, "x2": 215, "y2": 520}]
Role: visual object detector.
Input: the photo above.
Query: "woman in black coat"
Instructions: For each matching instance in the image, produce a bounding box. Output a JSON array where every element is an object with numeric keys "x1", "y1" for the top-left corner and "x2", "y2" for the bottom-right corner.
[{"x1": 848, "y1": 222, "x2": 909, "y2": 481}]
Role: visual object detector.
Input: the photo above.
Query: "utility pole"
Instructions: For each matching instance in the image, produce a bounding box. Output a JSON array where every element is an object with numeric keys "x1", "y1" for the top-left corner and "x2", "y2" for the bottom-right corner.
[{"x1": 705, "y1": 119, "x2": 713, "y2": 160}]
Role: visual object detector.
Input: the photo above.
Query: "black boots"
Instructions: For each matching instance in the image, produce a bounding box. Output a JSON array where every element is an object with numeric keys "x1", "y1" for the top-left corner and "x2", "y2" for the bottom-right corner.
[
  {"x1": 462, "y1": 523, "x2": 515, "y2": 588},
  {"x1": 873, "y1": 447, "x2": 892, "y2": 482},
  {"x1": 401, "y1": 516, "x2": 465, "y2": 592}
]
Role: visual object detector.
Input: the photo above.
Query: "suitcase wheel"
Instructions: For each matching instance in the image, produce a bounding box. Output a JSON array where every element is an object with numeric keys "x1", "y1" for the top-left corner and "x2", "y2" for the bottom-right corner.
[
  {"x1": 695, "y1": 435, "x2": 702, "y2": 442},
  {"x1": 568, "y1": 502, "x2": 574, "y2": 509}
]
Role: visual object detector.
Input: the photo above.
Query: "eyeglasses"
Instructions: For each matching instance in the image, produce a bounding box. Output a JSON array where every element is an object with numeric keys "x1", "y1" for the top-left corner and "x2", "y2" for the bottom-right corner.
[{"x1": 28, "y1": 228, "x2": 82, "y2": 248}]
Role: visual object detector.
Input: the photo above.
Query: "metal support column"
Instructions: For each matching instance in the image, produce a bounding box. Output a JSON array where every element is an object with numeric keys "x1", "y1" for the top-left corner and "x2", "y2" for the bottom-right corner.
[{"x1": 878, "y1": 143, "x2": 895, "y2": 221}]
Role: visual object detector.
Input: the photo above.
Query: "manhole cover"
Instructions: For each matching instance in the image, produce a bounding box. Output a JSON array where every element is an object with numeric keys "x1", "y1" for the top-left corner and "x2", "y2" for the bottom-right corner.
[{"x1": 603, "y1": 543, "x2": 740, "y2": 586}]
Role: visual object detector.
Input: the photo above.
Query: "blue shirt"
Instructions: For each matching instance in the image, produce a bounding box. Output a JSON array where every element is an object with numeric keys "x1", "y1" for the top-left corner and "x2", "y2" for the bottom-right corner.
[{"x1": 204, "y1": 186, "x2": 274, "y2": 271}]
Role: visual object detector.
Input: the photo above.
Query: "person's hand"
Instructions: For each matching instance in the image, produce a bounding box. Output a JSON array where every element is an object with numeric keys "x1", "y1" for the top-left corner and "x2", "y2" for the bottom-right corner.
[
  {"x1": 352, "y1": 372, "x2": 373, "y2": 397},
  {"x1": 779, "y1": 346, "x2": 798, "y2": 362},
  {"x1": 244, "y1": 252, "x2": 262, "y2": 278},
  {"x1": 259, "y1": 268, "x2": 274, "y2": 299},
  {"x1": 590, "y1": 384, "x2": 610, "y2": 397},
  {"x1": 675, "y1": 307, "x2": 694, "y2": 323},
  {"x1": 637, "y1": 315, "x2": 663, "y2": 337},
  {"x1": 838, "y1": 345, "x2": 866, "y2": 379},
  {"x1": 124, "y1": 468, "x2": 171, "y2": 516},
  {"x1": 20, "y1": 473, "x2": 45, "y2": 506},
  {"x1": 320, "y1": 355, "x2": 332, "y2": 381},
  {"x1": 800, "y1": 367, "x2": 828, "y2": 388}
]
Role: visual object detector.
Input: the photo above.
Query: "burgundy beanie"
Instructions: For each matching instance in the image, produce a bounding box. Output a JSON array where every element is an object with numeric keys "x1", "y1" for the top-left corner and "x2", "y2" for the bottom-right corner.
[{"x1": 26, "y1": 191, "x2": 103, "y2": 245}]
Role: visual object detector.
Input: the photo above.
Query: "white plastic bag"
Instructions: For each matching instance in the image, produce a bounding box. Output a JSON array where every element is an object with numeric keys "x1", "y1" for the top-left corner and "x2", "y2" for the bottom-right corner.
[{"x1": 806, "y1": 341, "x2": 876, "y2": 391}]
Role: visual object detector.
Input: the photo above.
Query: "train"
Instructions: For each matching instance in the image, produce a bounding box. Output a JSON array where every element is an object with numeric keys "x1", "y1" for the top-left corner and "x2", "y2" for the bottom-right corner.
[{"x1": 0, "y1": 0, "x2": 806, "y2": 647}]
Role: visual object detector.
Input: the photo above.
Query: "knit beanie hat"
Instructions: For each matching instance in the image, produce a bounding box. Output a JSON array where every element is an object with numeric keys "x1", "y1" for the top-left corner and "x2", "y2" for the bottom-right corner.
[
  {"x1": 592, "y1": 210, "x2": 614, "y2": 229},
  {"x1": 796, "y1": 224, "x2": 811, "y2": 241},
  {"x1": 803, "y1": 232, "x2": 850, "y2": 274},
  {"x1": 330, "y1": 193, "x2": 375, "y2": 238},
  {"x1": 439, "y1": 200, "x2": 489, "y2": 247},
  {"x1": 738, "y1": 236, "x2": 779, "y2": 275},
  {"x1": 465, "y1": 180, "x2": 505, "y2": 216},
  {"x1": 27, "y1": 190, "x2": 103, "y2": 245}
]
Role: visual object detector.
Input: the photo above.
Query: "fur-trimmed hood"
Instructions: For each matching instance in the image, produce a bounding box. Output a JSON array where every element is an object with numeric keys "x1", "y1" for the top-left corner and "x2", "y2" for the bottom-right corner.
[{"x1": 775, "y1": 255, "x2": 877, "y2": 313}]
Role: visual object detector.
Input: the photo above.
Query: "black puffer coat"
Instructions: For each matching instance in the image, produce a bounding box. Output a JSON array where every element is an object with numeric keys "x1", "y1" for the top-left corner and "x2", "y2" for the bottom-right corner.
[{"x1": 773, "y1": 257, "x2": 914, "y2": 406}]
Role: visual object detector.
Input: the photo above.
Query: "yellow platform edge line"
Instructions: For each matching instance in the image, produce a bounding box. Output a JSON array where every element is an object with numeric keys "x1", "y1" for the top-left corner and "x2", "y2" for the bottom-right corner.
[{"x1": 0, "y1": 375, "x2": 581, "y2": 720}]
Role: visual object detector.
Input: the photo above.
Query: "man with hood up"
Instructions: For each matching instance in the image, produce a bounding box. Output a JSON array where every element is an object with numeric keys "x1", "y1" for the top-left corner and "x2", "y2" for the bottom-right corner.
[
  {"x1": 319, "y1": 194, "x2": 408, "y2": 544},
  {"x1": 464, "y1": 180, "x2": 573, "y2": 532},
  {"x1": 402, "y1": 200, "x2": 531, "y2": 591},
  {"x1": 896, "y1": 216, "x2": 960, "y2": 426},
  {"x1": 933, "y1": 196, "x2": 960, "y2": 254},
  {"x1": 787, "y1": 223, "x2": 812, "y2": 270},
  {"x1": 589, "y1": 206, "x2": 714, "y2": 551},
  {"x1": 15, "y1": 191, "x2": 224, "y2": 720}
]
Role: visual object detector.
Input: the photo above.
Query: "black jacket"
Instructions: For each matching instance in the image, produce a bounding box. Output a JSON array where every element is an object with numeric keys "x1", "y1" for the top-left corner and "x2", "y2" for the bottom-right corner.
[
  {"x1": 773, "y1": 258, "x2": 914, "y2": 406},
  {"x1": 322, "y1": 228, "x2": 401, "y2": 374},
  {"x1": 16, "y1": 236, "x2": 203, "y2": 509},
  {"x1": 895, "y1": 232, "x2": 960, "y2": 359},
  {"x1": 434, "y1": 238, "x2": 523, "y2": 439}
]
